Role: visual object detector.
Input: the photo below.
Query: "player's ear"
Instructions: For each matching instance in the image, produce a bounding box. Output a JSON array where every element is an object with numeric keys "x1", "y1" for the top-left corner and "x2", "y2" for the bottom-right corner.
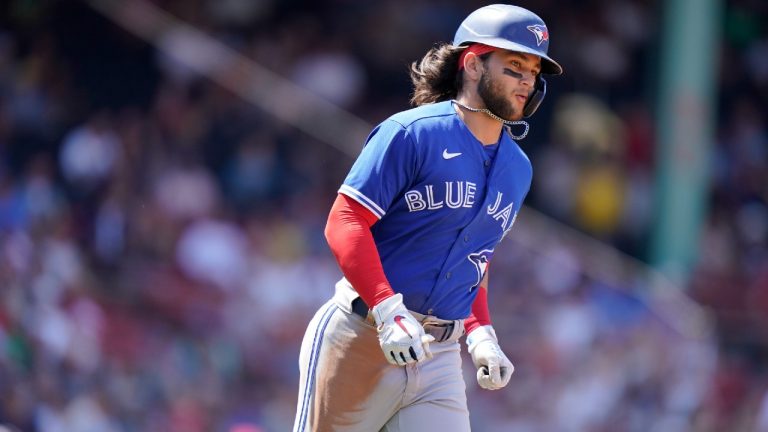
[{"x1": 463, "y1": 52, "x2": 484, "y2": 81}]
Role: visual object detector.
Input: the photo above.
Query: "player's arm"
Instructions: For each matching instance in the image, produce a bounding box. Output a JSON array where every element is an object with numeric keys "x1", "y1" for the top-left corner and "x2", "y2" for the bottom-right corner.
[
  {"x1": 465, "y1": 269, "x2": 491, "y2": 335},
  {"x1": 324, "y1": 193, "x2": 394, "y2": 307},
  {"x1": 465, "y1": 266, "x2": 514, "y2": 390},
  {"x1": 325, "y1": 193, "x2": 434, "y2": 365}
]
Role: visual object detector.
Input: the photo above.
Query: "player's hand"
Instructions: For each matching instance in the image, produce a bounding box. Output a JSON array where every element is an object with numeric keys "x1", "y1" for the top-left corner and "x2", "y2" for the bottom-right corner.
[
  {"x1": 467, "y1": 325, "x2": 514, "y2": 390},
  {"x1": 372, "y1": 293, "x2": 435, "y2": 366}
]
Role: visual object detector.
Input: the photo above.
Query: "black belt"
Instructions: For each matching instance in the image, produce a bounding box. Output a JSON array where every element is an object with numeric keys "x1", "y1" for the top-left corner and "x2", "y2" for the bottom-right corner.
[
  {"x1": 351, "y1": 296, "x2": 370, "y2": 319},
  {"x1": 350, "y1": 297, "x2": 457, "y2": 343}
]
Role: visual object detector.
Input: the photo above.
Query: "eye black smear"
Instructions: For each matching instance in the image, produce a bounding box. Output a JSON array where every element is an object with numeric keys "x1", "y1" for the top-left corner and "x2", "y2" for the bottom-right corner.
[{"x1": 503, "y1": 68, "x2": 523, "y2": 79}]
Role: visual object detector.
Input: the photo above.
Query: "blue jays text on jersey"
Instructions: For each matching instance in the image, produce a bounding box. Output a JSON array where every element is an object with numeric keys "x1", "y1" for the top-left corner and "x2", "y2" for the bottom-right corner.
[{"x1": 339, "y1": 101, "x2": 532, "y2": 320}]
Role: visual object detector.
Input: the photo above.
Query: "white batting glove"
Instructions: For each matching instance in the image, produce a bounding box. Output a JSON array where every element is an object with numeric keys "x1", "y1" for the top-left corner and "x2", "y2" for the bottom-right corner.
[
  {"x1": 467, "y1": 325, "x2": 514, "y2": 390},
  {"x1": 372, "y1": 293, "x2": 435, "y2": 366}
]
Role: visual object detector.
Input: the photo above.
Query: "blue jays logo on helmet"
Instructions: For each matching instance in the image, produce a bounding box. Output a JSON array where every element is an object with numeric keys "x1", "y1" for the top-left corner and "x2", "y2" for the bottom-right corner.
[{"x1": 526, "y1": 24, "x2": 549, "y2": 46}]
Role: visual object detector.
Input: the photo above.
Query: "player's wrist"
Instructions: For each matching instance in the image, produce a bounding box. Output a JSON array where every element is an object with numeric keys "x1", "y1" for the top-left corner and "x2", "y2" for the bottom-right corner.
[
  {"x1": 464, "y1": 315, "x2": 491, "y2": 335},
  {"x1": 369, "y1": 285, "x2": 397, "y2": 308},
  {"x1": 466, "y1": 325, "x2": 497, "y2": 352},
  {"x1": 371, "y1": 293, "x2": 407, "y2": 327}
]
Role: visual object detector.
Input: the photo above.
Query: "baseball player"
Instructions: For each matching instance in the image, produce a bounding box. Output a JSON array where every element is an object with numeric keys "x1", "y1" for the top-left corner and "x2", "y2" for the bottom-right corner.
[{"x1": 293, "y1": 4, "x2": 562, "y2": 431}]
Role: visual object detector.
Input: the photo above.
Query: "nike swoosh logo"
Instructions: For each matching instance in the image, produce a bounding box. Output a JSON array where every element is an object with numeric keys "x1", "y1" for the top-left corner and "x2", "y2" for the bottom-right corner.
[
  {"x1": 443, "y1": 149, "x2": 462, "y2": 159},
  {"x1": 394, "y1": 315, "x2": 413, "y2": 338}
]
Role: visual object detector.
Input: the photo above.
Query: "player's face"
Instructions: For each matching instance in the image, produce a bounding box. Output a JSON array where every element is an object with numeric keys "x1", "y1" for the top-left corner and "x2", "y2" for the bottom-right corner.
[{"x1": 477, "y1": 51, "x2": 541, "y2": 121}]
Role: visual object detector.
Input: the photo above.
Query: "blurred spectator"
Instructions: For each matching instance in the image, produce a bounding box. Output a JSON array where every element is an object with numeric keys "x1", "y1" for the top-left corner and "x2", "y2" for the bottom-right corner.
[
  {"x1": 59, "y1": 112, "x2": 121, "y2": 193},
  {"x1": 176, "y1": 218, "x2": 249, "y2": 290},
  {"x1": 291, "y1": 43, "x2": 367, "y2": 108}
]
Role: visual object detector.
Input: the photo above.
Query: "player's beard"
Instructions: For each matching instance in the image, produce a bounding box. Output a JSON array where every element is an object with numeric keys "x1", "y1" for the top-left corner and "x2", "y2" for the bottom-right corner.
[{"x1": 477, "y1": 71, "x2": 520, "y2": 122}]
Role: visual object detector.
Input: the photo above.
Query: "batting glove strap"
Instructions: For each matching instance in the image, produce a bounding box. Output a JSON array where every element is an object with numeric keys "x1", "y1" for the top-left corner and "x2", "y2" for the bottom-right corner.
[
  {"x1": 466, "y1": 325, "x2": 498, "y2": 352},
  {"x1": 372, "y1": 293, "x2": 435, "y2": 366},
  {"x1": 467, "y1": 326, "x2": 513, "y2": 391},
  {"x1": 372, "y1": 293, "x2": 406, "y2": 327}
]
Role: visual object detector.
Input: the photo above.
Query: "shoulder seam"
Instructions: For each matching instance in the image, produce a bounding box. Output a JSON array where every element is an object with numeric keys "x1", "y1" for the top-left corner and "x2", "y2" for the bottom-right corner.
[{"x1": 389, "y1": 111, "x2": 456, "y2": 129}]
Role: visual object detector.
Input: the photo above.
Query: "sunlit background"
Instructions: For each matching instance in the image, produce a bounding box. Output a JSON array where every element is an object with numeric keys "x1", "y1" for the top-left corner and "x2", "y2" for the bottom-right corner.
[{"x1": 0, "y1": 0, "x2": 766, "y2": 431}]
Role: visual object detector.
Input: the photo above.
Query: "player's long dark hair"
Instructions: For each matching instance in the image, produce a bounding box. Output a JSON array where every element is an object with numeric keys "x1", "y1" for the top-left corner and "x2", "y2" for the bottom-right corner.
[
  {"x1": 409, "y1": 44, "x2": 464, "y2": 106},
  {"x1": 409, "y1": 44, "x2": 493, "y2": 106}
]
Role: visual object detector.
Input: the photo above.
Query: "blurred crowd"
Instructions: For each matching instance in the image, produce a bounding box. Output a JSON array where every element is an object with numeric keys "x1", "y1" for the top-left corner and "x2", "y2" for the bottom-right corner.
[{"x1": 0, "y1": 0, "x2": 765, "y2": 431}]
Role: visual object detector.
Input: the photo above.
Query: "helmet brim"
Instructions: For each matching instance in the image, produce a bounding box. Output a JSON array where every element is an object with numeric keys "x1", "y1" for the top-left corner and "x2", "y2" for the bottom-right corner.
[{"x1": 463, "y1": 38, "x2": 563, "y2": 75}]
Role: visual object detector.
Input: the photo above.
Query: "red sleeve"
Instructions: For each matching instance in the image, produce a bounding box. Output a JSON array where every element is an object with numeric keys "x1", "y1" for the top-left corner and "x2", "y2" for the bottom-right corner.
[
  {"x1": 464, "y1": 273, "x2": 491, "y2": 334},
  {"x1": 325, "y1": 193, "x2": 395, "y2": 307}
]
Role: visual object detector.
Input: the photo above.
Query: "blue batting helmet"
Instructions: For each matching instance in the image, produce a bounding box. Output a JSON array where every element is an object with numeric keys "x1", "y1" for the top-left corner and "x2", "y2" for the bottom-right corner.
[{"x1": 453, "y1": 4, "x2": 562, "y2": 76}]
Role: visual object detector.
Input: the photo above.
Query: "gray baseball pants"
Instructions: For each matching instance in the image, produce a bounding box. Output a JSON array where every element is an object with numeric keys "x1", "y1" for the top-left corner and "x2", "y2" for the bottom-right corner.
[{"x1": 293, "y1": 279, "x2": 470, "y2": 432}]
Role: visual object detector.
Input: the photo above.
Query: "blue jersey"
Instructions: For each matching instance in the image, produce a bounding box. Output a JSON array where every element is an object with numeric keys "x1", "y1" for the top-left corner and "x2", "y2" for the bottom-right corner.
[{"x1": 339, "y1": 101, "x2": 532, "y2": 320}]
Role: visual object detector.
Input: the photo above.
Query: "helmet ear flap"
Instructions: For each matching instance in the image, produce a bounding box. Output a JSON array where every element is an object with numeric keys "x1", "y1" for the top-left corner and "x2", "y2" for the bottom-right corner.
[{"x1": 522, "y1": 76, "x2": 546, "y2": 118}]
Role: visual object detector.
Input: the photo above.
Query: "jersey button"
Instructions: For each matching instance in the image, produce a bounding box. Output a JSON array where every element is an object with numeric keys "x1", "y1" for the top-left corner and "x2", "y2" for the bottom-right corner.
[
  {"x1": 427, "y1": 308, "x2": 434, "y2": 315},
  {"x1": 446, "y1": 272, "x2": 452, "y2": 279},
  {"x1": 464, "y1": 235, "x2": 469, "y2": 243},
  {"x1": 484, "y1": 160, "x2": 491, "y2": 167}
]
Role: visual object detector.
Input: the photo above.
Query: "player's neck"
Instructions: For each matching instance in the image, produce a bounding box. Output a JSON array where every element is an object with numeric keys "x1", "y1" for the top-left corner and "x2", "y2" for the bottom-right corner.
[{"x1": 453, "y1": 95, "x2": 504, "y2": 145}]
